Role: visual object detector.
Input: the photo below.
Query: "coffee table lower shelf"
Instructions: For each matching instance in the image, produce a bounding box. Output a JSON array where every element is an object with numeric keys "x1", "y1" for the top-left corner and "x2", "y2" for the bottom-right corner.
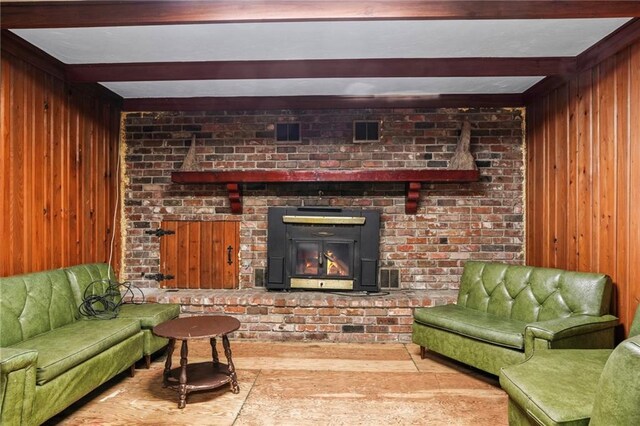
[{"x1": 164, "y1": 362, "x2": 233, "y2": 391}]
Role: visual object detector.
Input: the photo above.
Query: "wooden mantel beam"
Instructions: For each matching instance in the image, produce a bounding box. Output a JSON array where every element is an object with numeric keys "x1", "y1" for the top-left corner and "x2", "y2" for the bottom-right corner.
[
  {"x1": 3, "y1": 1, "x2": 640, "y2": 29},
  {"x1": 171, "y1": 169, "x2": 480, "y2": 214}
]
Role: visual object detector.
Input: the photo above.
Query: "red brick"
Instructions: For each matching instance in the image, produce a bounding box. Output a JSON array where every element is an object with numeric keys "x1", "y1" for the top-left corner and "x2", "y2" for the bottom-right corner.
[{"x1": 124, "y1": 107, "x2": 525, "y2": 344}]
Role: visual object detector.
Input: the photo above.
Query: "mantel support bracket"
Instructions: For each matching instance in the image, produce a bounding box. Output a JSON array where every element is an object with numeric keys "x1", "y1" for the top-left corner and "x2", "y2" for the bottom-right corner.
[
  {"x1": 227, "y1": 183, "x2": 242, "y2": 214},
  {"x1": 405, "y1": 182, "x2": 421, "y2": 214}
]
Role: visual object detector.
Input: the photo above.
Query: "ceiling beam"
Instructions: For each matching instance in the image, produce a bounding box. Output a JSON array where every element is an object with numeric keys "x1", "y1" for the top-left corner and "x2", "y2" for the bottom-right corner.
[
  {"x1": 122, "y1": 94, "x2": 525, "y2": 112},
  {"x1": 3, "y1": 1, "x2": 640, "y2": 29},
  {"x1": 524, "y1": 17, "x2": 640, "y2": 101},
  {"x1": 66, "y1": 57, "x2": 575, "y2": 83}
]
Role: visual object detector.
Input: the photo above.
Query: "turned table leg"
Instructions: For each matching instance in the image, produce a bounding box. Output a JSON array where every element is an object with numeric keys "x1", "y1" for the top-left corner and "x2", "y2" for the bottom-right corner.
[
  {"x1": 163, "y1": 339, "x2": 176, "y2": 387},
  {"x1": 178, "y1": 340, "x2": 189, "y2": 408},
  {"x1": 222, "y1": 335, "x2": 240, "y2": 394},
  {"x1": 211, "y1": 337, "x2": 219, "y2": 367}
]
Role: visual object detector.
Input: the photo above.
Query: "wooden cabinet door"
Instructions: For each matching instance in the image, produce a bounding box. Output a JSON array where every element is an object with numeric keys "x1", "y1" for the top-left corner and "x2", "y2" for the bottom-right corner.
[{"x1": 160, "y1": 221, "x2": 239, "y2": 289}]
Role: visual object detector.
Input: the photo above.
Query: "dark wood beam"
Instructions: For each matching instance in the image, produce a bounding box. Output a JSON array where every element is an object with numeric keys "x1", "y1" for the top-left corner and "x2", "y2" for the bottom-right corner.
[
  {"x1": 122, "y1": 94, "x2": 525, "y2": 112},
  {"x1": 172, "y1": 169, "x2": 480, "y2": 184},
  {"x1": 66, "y1": 57, "x2": 575, "y2": 83},
  {"x1": 3, "y1": 1, "x2": 639, "y2": 29},
  {"x1": 524, "y1": 18, "x2": 640, "y2": 101}
]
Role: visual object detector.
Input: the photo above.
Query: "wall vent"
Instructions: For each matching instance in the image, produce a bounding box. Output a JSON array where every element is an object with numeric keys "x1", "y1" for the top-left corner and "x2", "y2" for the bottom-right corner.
[
  {"x1": 254, "y1": 268, "x2": 265, "y2": 287},
  {"x1": 379, "y1": 268, "x2": 400, "y2": 289},
  {"x1": 353, "y1": 120, "x2": 380, "y2": 142},
  {"x1": 276, "y1": 122, "x2": 301, "y2": 142}
]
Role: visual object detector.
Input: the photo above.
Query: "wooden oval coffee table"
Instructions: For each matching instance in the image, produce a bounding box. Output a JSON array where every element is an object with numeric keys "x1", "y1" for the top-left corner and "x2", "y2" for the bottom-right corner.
[{"x1": 153, "y1": 315, "x2": 241, "y2": 408}]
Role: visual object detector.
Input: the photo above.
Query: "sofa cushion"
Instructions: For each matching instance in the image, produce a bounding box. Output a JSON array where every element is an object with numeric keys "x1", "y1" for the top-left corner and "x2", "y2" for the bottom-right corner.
[
  {"x1": 413, "y1": 304, "x2": 527, "y2": 349},
  {"x1": 500, "y1": 349, "x2": 611, "y2": 425},
  {"x1": 118, "y1": 303, "x2": 180, "y2": 329},
  {"x1": 10, "y1": 318, "x2": 141, "y2": 385},
  {"x1": 0, "y1": 269, "x2": 78, "y2": 347}
]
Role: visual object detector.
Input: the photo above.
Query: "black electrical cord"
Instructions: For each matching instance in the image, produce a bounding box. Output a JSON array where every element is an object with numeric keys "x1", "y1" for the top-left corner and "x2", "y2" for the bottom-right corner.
[{"x1": 79, "y1": 279, "x2": 145, "y2": 319}]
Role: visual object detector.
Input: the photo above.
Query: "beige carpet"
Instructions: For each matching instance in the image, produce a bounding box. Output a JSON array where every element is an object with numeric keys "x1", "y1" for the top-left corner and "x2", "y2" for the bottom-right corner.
[{"x1": 46, "y1": 341, "x2": 507, "y2": 425}]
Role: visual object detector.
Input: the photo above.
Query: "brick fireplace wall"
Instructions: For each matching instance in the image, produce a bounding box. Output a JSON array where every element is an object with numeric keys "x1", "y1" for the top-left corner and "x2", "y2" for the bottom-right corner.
[{"x1": 123, "y1": 107, "x2": 524, "y2": 341}]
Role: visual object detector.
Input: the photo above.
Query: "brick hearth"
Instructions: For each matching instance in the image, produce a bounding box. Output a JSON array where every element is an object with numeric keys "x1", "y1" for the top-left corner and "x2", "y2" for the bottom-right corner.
[{"x1": 138, "y1": 288, "x2": 454, "y2": 343}]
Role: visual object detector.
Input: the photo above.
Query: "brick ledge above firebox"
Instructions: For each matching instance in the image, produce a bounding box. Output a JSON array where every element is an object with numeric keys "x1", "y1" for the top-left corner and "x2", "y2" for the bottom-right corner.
[{"x1": 135, "y1": 288, "x2": 457, "y2": 343}]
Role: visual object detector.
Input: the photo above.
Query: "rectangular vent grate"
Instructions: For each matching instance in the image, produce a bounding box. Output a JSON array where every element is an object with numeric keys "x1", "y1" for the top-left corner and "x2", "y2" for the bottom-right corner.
[{"x1": 379, "y1": 268, "x2": 400, "y2": 289}]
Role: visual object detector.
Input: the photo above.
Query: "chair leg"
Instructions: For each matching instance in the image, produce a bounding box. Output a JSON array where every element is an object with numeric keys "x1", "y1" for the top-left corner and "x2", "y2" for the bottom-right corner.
[
  {"x1": 130, "y1": 364, "x2": 136, "y2": 377},
  {"x1": 145, "y1": 354, "x2": 151, "y2": 369},
  {"x1": 420, "y1": 346, "x2": 426, "y2": 359}
]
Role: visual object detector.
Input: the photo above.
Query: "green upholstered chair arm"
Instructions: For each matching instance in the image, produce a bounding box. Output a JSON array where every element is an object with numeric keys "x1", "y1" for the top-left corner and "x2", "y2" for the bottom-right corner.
[
  {"x1": 0, "y1": 347, "x2": 38, "y2": 425},
  {"x1": 524, "y1": 315, "x2": 618, "y2": 357},
  {"x1": 0, "y1": 347, "x2": 38, "y2": 374},
  {"x1": 526, "y1": 315, "x2": 618, "y2": 342}
]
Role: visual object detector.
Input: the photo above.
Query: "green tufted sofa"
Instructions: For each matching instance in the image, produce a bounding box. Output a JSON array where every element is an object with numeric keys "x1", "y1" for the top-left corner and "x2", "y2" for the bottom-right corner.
[
  {"x1": 499, "y1": 305, "x2": 640, "y2": 425},
  {"x1": 412, "y1": 261, "x2": 618, "y2": 375},
  {"x1": 0, "y1": 264, "x2": 180, "y2": 425}
]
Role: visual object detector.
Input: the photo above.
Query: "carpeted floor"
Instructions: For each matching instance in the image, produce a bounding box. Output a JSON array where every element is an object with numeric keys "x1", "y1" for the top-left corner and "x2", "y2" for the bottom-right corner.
[{"x1": 46, "y1": 341, "x2": 507, "y2": 425}]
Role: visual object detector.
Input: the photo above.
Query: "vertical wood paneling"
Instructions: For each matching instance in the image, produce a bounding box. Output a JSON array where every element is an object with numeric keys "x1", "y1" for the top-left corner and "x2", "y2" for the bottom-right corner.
[
  {"x1": 566, "y1": 79, "x2": 579, "y2": 271},
  {"x1": 628, "y1": 44, "x2": 640, "y2": 328},
  {"x1": 528, "y1": 101, "x2": 542, "y2": 266},
  {"x1": 597, "y1": 58, "x2": 617, "y2": 289},
  {"x1": 542, "y1": 94, "x2": 553, "y2": 266},
  {"x1": 576, "y1": 70, "x2": 593, "y2": 273},
  {"x1": 554, "y1": 85, "x2": 569, "y2": 267},
  {"x1": 0, "y1": 45, "x2": 122, "y2": 277},
  {"x1": 615, "y1": 48, "x2": 630, "y2": 330},
  {"x1": 0, "y1": 56, "x2": 9, "y2": 269},
  {"x1": 526, "y1": 38, "x2": 640, "y2": 336}
]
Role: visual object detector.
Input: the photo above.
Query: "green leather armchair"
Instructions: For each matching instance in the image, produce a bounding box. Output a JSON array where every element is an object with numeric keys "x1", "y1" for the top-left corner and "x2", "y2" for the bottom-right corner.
[{"x1": 500, "y1": 305, "x2": 640, "y2": 425}]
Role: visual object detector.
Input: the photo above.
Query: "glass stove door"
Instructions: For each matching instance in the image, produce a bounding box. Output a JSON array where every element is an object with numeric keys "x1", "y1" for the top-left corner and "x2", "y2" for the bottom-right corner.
[
  {"x1": 323, "y1": 242, "x2": 353, "y2": 277},
  {"x1": 294, "y1": 241, "x2": 321, "y2": 276},
  {"x1": 293, "y1": 240, "x2": 354, "y2": 278}
]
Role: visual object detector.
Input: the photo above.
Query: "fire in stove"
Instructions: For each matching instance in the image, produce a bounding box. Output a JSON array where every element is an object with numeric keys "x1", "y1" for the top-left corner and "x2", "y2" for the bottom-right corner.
[{"x1": 324, "y1": 250, "x2": 349, "y2": 276}]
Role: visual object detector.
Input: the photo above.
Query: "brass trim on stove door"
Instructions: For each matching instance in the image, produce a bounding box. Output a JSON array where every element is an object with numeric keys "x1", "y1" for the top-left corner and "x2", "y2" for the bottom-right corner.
[
  {"x1": 290, "y1": 278, "x2": 354, "y2": 290},
  {"x1": 282, "y1": 216, "x2": 366, "y2": 225}
]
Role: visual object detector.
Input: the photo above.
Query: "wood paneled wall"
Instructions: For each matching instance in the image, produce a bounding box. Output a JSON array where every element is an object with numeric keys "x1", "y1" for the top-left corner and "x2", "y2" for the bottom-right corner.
[
  {"x1": 526, "y1": 38, "x2": 640, "y2": 337},
  {"x1": 1, "y1": 35, "x2": 122, "y2": 277}
]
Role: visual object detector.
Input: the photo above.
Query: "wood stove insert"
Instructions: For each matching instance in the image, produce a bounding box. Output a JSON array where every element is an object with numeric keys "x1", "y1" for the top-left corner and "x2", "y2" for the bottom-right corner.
[{"x1": 267, "y1": 207, "x2": 380, "y2": 292}]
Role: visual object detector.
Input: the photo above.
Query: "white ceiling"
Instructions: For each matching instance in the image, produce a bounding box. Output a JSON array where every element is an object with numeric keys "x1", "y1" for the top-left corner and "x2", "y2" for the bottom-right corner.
[
  {"x1": 10, "y1": 18, "x2": 632, "y2": 99},
  {"x1": 13, "y1": 19, "x2": 630, "y2": 63},
  {"x1": 102, "y1": 77, "x2": 543, "y2": 98}
]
